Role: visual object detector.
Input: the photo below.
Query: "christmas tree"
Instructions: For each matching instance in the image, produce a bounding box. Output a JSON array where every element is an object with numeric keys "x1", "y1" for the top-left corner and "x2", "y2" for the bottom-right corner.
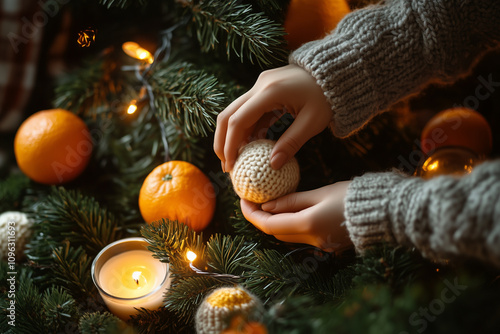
[{"x1": 1, "y1": 0, "x2": 500, "y2": 333}]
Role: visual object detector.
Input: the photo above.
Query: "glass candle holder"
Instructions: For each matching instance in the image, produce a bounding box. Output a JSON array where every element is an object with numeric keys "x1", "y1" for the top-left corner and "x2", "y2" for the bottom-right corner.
[{"x1": 92, "y1": 237, "x2": 171, "y2": 320}]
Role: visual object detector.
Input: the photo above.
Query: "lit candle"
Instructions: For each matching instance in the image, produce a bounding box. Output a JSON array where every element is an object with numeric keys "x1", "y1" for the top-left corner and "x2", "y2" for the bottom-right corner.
[{"x1": 92, "y1": 238, "x2": 171, "y2": 320}]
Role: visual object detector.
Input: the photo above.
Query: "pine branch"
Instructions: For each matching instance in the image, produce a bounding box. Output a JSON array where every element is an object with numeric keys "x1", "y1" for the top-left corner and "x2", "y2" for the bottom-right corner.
[
  {"x1": 51, "y1": 242, "x2": 99, "y2": 302},
  {"x1": 164, "y1": 119, "x2": 206, "y2": 165},
  {"x1": 352, "y1": 245, "x2": 426, "y2": 289},
  {"x1": 163, "y1": 276, "x2": 223, "y2": 323},
  {"x1": 243, "y1": 249, "x2": 302, "y2": 304},
  {"x1": 79, "y1": 312, "x2": 131, "y2": 334},
  {"x1": 254, "y1": 0, "x2": 290, "y2": 21},
  {"x1": 98, "y1": 0, "x2": 147, "y2": 9},
  {"x1": 10, "y1": 268, "x2": 46, "y2": 333},
  {"x1": 185, "y1": 0, "x2": 288, "y2": 67},
  {"x1": 149, "y1": 61, "x2": 225, "y2": 138},
  {"x1": 42, "y1": 286, "x2": 80, "y2": 333},
  {"x1": 205, "y1": 234, "x2": 258, "y2": 276},
  {"x1": 53, "y1": 56, "x2": 127, "y2": 118},
  {"x1": 0, "y1": 173, "x2": 30, "y2": 212},
  {"x1": 28, "y1": 187, "x2": 122, "y2": 257},
  {"x1": 130, "y1": 307, "x2": 192, "y2": 334},
  {"x1": 229, "y1": 203, "x2": 276, "y2": 247},
  {"x1": 244, "y1": 249, "x2": 354, "y2": 305},
  {"x1": 141, "y1": 219, "x2": 205, "y2": 276}
]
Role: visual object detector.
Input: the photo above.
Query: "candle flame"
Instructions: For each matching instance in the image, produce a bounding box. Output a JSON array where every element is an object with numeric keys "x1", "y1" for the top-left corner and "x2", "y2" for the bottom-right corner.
[
  {"x1": 122, "y1": 41, "x2": 154, "y2": 64},
  {"x1": 186, "y1": 251, "x2": 197, "y2": 262},
  {"x1": 127, "y1": 100, "x2": 138, "y2": 114},
  {"x1": 132, "y1": 271, "x2": 142, "y2": 285}
]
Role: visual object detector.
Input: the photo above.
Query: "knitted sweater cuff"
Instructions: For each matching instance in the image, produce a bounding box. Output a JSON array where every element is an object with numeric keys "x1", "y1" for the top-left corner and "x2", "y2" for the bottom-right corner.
[{"x1": 344, "y1": 171, "x2": 405, "y2": 253}]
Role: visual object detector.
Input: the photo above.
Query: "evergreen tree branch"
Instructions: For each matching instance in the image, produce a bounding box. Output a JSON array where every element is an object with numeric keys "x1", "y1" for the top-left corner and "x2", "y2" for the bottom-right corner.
[
  {"x1": 51, "y1": 242, "x2": 99, "y2": 302},
  {"x1": 98, "y1": 0, "x2": 147, "y2": 9},
  {"x1": 149, "y1": 61, "x2": 225, "y2": 138},
  {"x1": 163, "y1": 276, "x2": 223, "y2": 324},
  {"x1": 79, "y1": 311, "x2": 131, "y2": 334},
  {"x1": 184, "y1": 0, "x2": 288, "y2": 67},
  {"x1": 141, "y1": 219, "x2": 205, "y2": 277},
  {"x1": 164, "y1": 117, "x2": 206, "y2": 165},
  {"x1": 254, "y1": 0, "x2": 290, "y2": 21},
  {"x1": 0, "y1": 173, "x2": 30, "y2": 212},
  {"x1": 352, "y1": 245, "x2": 426, "y2": 289},
  {"x1": 42, "y1": 287, "x2": 80, "y2": 333},
  {"x1": 229, "y1": 203, "x2": 278, "y2": 247},
  {"x1": 53, "y1": 56, "x2": 127, "y2": 118},
  {"x1": 205, "y1": 234, "x2": 258, "y2": 276},
  {"x1": 28, "y1": 187, "x2": 122, "y2": 257},
  {"x1": 130, "y1": 307, "x2": 192, "y2": 334},
  {"x1": 8, "y1": 268, "x2": 46, "y2": 333},
  {"x1": 243, "y1": 249, "x2": 354, "y2": 305}
]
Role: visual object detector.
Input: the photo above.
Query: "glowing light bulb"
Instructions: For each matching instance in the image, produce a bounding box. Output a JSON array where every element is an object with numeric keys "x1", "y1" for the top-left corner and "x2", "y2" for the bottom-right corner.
[
  {"x1": 127, "y1": 100, "x2": 138, "y2": 114},
  {"x1": 122, "y1": 41, "x2": 154, "y2": 64},
  {"x1": 186, "y1": 251, "x2": 197, "y2": 262}
]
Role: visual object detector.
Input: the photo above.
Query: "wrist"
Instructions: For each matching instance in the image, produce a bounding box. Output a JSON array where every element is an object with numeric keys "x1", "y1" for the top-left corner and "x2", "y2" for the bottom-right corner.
[{"x1": 343, "y1": 171, "x2": 405, "y2": 253}]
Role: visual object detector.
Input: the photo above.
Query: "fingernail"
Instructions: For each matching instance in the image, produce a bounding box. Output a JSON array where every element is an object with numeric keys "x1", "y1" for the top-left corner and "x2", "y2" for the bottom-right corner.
[
  {"x1": 270, "y1": 152, "x2": 287, "y2": 170},
  {"x1": 262, "y1": 201, "x2": 276, "y2": 211}
]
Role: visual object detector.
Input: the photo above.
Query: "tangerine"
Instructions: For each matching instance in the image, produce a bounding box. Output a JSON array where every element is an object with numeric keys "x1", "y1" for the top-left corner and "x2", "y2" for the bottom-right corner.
[
  {"x1": 284, "y1": 0, "x2": 350, "y2": 50},
  {"x1": 138, "y1": 160, "x2": 216, "y2": 232},
  {"x1": 420, "y1": 107, "x2": 492, "y2": 156},
  {"x1": 14, "y1": 109, "x2": 93, "y2": 185}
]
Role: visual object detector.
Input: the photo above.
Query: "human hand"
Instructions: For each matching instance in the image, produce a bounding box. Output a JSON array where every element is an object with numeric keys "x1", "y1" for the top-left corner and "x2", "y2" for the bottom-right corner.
[
  {"x1": 240, "y1": 181, "x2": 353, "y2": 252},
  {"x1": 214, "y1": 64, "x2": 332, "y2": 172}
]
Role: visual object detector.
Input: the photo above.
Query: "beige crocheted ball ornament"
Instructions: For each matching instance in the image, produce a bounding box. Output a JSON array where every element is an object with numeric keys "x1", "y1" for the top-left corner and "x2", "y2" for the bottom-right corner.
[
  {"x1": 0, "y1": 211, "x2": 33, "y2": 260},
  {"x1": 230, "y1": 140, "x2": 300, "y2": 203},
  {"x1": 195, "y1": 285, "x2": 263, "y2": 334}
]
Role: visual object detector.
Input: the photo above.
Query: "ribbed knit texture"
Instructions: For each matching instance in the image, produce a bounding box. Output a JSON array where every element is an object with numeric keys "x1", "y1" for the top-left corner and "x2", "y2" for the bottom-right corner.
[
  {"x1": 230, "y1": 140, "x2": 300, "y2": 203},
  {"x1": 289, "y1": 0, "x2": 500, "y2": 266},
  {"x1": 290, "y1": 0, "x2": 500, "y2": 137},
  {"x1": 345, "y1": 161, "x2": 500, "y2": 267}
]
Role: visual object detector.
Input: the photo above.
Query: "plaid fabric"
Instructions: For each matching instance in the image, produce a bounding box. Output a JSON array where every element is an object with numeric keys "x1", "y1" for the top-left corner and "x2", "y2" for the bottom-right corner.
[{"x1": 0, "y1": 0, "x2": 43, "y2": 132}]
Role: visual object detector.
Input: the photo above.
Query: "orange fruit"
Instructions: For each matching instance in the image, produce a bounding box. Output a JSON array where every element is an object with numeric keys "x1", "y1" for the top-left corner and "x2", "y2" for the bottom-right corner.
[
  {"x1": 222, "y1": 315, "x2": 268, "y2": 334},
  {"x1": 138, "y1": 160, "x2": 216, "y2": 232},
  {"x1": 284, "y1": 0, "x2": 350, "y2": 50},
  {"x1": 14, "y1": 109, "x2": 93, "y2": 185},
  {"x1": 420, "y1": 107, "x2": 492, "y2": 156}
]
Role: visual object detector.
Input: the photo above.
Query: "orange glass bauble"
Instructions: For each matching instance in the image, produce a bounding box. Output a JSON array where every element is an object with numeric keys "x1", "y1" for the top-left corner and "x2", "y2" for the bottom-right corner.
[
  {"x1": 284, "y1": 0, "x2": 350, "y2": 50},
  {"x1": 420, "y1": 107, "x2": 492, "y2": 157}
]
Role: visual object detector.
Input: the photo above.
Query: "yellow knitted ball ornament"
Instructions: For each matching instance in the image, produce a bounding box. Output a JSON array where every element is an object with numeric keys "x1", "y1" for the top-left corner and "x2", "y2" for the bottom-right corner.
[
  {"x1": 195, "y1": 286, "x2": 263, "y2": 334},
  {"x1": 230, "y1": 140, "x2": 300, "y2": 204}
]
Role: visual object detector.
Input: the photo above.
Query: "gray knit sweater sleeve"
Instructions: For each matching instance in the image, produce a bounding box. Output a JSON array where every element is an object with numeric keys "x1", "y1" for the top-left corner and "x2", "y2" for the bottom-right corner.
[
  {"x1": 344, "y1": 161, "x2": 500, "y2": 267},
  {"x1": 289, "y1": 0, "x2": 500, "y2": 137},
  {"x1": 288, "y1": 0, "x2": 500, "y2": 266}
]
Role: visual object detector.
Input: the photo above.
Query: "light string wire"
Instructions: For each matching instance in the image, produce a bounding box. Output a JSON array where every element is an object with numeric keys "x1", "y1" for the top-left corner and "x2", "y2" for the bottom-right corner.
[
  {"x1": 124, "y1": 19, "x2": 187, "y2": 162},
  {"x1": 189, "y1": 262, "x2": 242, "y2": 282}
]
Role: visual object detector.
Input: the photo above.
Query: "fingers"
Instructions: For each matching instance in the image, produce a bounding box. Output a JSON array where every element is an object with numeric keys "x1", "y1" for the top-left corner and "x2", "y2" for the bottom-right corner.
[
  {"x1": 240, "y1": 199, "x2": 308, "y2": 235},
  {"x1": 214, "y1": 93, "x2": 251, "y2": 171},
  {"x1": 223, "y1": 92, "x2": 283, "y2": 172},
  {"x1": 261, "y1": 191, "x2": 318, "y2": 213}
]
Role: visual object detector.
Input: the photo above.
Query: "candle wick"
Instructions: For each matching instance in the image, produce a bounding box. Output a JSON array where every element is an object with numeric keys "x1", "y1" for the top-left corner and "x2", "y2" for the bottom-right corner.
[{"x1": 132, "y1": 271, "x2": 142, "y2": 285}]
